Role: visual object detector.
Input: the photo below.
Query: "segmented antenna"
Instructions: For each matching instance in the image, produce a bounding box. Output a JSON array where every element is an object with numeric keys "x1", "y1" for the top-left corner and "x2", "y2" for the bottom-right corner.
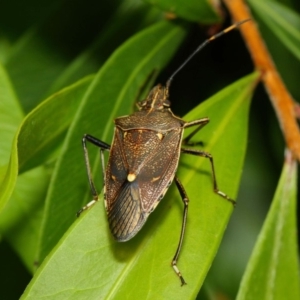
[{"x1": 166, "y1": 19, "x2": 251, "y2": 89}]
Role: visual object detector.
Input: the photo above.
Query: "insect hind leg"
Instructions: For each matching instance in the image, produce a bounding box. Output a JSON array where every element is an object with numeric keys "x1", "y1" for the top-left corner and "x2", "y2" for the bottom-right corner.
[
  {"x1": 181, "y1": 148, "x2": 235, "y2": 205},
  {"x1": 172, "y1": 176, "x2": 189, "y2": 286},
  {"x1": 77, "y1": 134, "x2": 111, "y2": 217}
]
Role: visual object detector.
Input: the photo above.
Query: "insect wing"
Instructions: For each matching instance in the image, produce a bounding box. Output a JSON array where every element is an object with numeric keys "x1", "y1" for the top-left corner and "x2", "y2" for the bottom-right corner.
[
  {"x1": 105, "y1": 125, "x2": 183, "y2": 241},
  {"x1": 105, "y1": 127, "x2": 147, "y2": 241},
  {"x1": 108, "y1": 180, "x2": 146, "y2": 241},
  {"x1": 135, "y1": 128, "x2": 183, "y2": 211}
]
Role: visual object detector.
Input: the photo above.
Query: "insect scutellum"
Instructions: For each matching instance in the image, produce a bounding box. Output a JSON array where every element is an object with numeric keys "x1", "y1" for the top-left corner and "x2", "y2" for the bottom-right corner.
[{"x1": 79, "y1": 19, "x2": 250, "y2": 286}]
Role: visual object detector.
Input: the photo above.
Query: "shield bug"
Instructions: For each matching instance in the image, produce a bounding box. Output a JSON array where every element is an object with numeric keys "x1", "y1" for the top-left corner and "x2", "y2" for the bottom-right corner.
[{"x1": 78, "y1": 19, "x2": 250, "y2": 285}]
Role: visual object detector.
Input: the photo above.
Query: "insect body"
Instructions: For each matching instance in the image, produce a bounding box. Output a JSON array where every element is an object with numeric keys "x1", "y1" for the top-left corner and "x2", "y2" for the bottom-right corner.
[
  {"x1": 79, "y1": 19, "x2": 250, "y2": 285},
  {"x1": 106, "y1": 85, "x2": 184, "y2": 241}
]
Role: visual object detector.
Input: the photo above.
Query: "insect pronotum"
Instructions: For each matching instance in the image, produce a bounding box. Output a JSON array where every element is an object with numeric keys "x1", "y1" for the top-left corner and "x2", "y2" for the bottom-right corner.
[{"x1": 78, "y1": 19, "x2": 250, "y2": 285}]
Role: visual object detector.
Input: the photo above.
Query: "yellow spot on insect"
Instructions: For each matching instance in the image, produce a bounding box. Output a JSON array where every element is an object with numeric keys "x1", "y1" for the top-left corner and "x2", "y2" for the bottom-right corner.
[
  {"x1": 127, "y1": 173, "x2": 136, "y2": 182},
  {"x1": 156, "y1": 133, "x2": 163, "y2": 140},
  {"x1": 151, "y1": 176, "x2": 160, "y2": 182},
  {"x1": 111, "y1": 175, "x2": 116, "y2": 181}
]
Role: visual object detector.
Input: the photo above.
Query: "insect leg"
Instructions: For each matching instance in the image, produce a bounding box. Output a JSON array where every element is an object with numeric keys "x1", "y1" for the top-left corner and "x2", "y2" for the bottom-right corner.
[
  {"x1": 181, "y1": 148, "x2": 235, "y2": 205},
  {"x1": 77, "y1": 134, "x2": 110, "y2": 217},
  {"x1": 182, "y1": 118, "x2": 209, "y2": 146},
  {"x1": 172, "y1": 176, "x2": 189, "y2": 286}
]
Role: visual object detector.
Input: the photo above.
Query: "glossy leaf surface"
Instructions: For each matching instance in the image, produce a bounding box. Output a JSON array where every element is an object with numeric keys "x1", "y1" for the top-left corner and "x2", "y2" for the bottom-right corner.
[
  {"x1": 237, "y1": 151, "x2": 300, "y2": 300},
  {"x1": 35, "y1": 21, "x2": 188, "y2": 265},
  {"x1": 21, "y1": 72, "x2": 259, "y2": 299},
  {"x1": 0, "y1": 76, "x2": 93, "y2": 213},
  {"x1": 249, "y1": 0, "x2": 300, "y2": 61}
]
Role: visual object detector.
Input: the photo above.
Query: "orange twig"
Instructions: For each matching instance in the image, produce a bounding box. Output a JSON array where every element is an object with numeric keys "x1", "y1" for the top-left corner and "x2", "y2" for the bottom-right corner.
[{"x1": 223, "y1": 0, "x2": 300, "y2": 161}]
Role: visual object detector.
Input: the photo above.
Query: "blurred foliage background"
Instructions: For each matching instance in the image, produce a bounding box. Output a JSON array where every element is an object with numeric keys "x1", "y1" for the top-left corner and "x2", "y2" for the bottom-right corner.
[{"x1": 0, "y1": 0, "x2": 299, "y2": 299}]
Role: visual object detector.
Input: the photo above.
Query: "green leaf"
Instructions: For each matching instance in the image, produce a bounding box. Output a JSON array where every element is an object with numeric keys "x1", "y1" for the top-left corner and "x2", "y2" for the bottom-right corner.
[
  {"x1": 144, "y1": 0, "x2": 220, "y2": 23},
  {"x1": 0, "y1": 34, "x2": 11, "y2": 65},
  {"x1": 35, "y1": 20, "x2": 188, "y2": 266},
  {"x1": 21, "y1": 72, "x2": 259, "y2": 299},
  {"x1": 18, "y1": 76, "x2": 94, "y2": 173},
  {"x1": 0, "y1": 62, "x2": 23, "y2": 211},
  {"x1": 249, "y1": 0, "x2": 300, "y2": 61},
  {"x1": 47, "y1": 0, "x2": 164, "y2": 95},
  {"x1": 5, "y1": 28, "x2": 70, "y2": 113},
  {"x1": 0, "y1": 76, "x2": 94, "y2": 213},
  {"x1": 237, "y1": 151, "x2": 300, "y2": 300},
  {"x1": 0, "y1": 166, "x2": 49, "y2": 273},
  {"x1": 4, "y1": 0, "x2": 125, "y2": 113},
  {"x1": 0, "y1": 63, "x2": 23, "y2": 168}
]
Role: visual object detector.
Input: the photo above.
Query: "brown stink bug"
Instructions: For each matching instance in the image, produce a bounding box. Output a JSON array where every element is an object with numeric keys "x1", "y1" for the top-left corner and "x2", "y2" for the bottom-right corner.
[{"x1": 78, "y1": 19, "x2": 250, "y2": 285}]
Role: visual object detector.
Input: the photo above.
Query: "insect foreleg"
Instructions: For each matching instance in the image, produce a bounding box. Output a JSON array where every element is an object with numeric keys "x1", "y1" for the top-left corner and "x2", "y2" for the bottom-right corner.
[
  {"x1": 172, "y1": 176, "x2": 189, "y2": 286},
  {"x1": 182, "y1": 118, "x2": 209, "y2": 146},
  {"x1": 181, "y1": 148, "x2": 235, "y2": 205},
  {"x1": 77, "y1": 134, "x2": 110, "y2": 217}
]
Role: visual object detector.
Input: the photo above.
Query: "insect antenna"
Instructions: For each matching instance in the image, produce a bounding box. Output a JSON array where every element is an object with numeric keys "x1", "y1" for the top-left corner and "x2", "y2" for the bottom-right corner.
[{"x1": 166, "y1": 19, "x2": 251, "y2": 90}]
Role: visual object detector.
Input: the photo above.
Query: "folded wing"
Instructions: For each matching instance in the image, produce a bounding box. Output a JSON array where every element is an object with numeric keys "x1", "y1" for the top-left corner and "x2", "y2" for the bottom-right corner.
[{"x1": 108, "y1": 181, "x2": 146, "y2": 241}]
